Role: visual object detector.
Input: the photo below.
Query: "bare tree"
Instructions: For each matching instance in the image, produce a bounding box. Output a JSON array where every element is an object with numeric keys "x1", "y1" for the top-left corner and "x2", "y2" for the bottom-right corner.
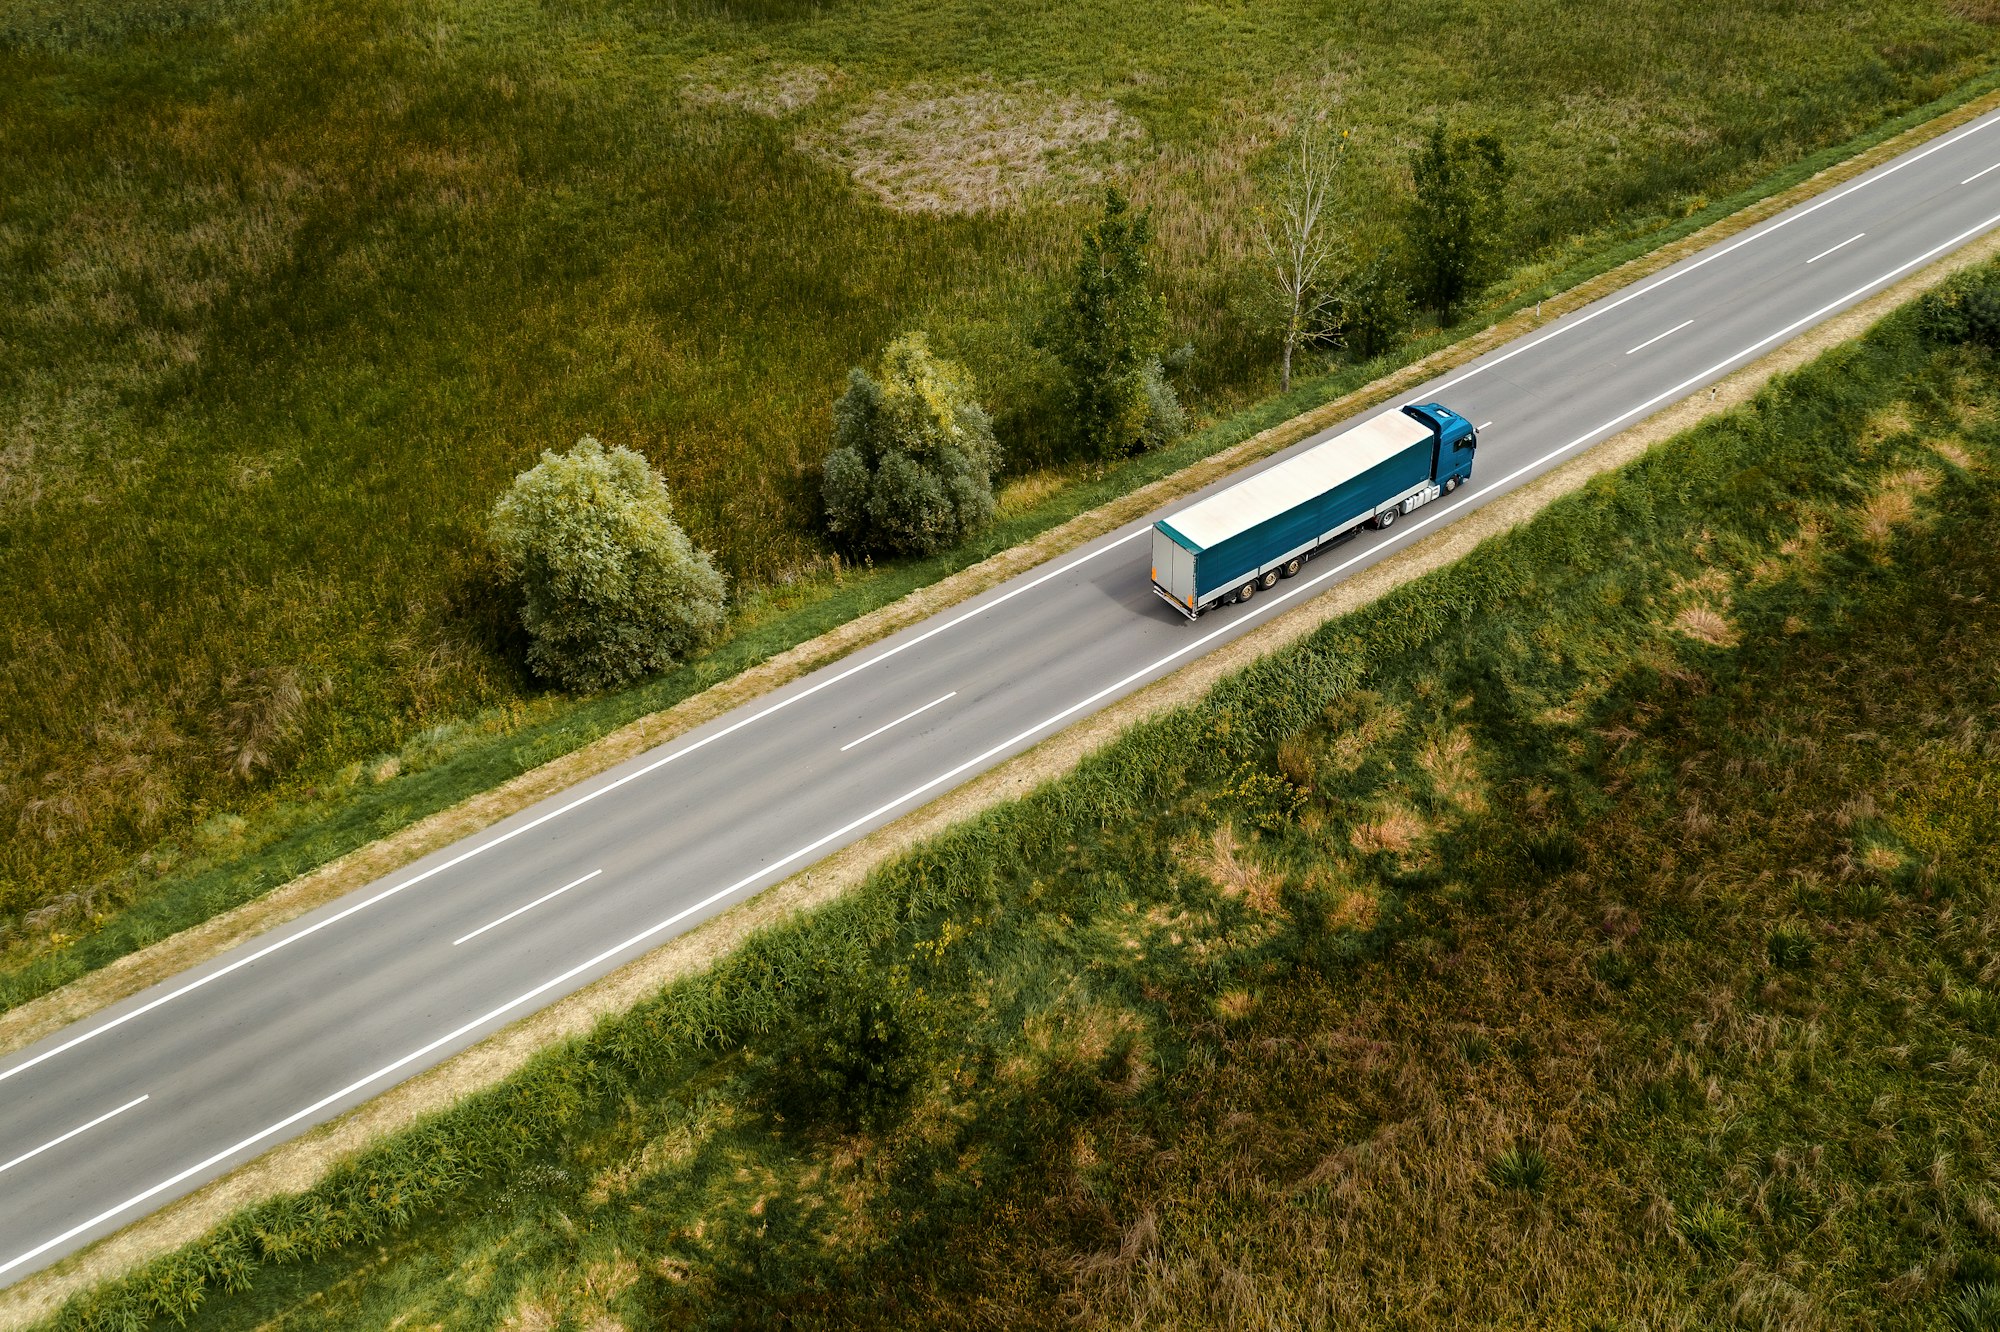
[{"x1": 1256, "y1": 119, "x2": 1348, "y2": 393}]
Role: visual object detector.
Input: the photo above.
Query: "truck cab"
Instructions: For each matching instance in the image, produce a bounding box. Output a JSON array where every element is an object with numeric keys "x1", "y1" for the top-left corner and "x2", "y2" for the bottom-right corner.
[{"x1": 1402, "y1": 402, "x2": 1477, "y2": 492}]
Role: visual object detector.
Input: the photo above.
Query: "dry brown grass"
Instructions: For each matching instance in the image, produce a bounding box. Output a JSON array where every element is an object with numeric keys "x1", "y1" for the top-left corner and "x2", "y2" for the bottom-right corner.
[
  {"x1": 1085, "y1": 1042, "x2": 1619, "y2": 1329},
  {"x1": 681, "y1": 58, "x2": 831, "y2": 119},
  {"x1": 1324, "y1": 697, "x2": 1407, "y2": 773},
  {"x1": 1303, "y1": 866, "x2": 1379, "y2": 932},
  {"x1": 498, "y1": 1294, "x2": 560, "y2": 1332},
  {"x1": 1859, "y1": 467, "x2": 1938, "y2": 542},
  {"x1": 1128, "y1": 106, "x2": 1269, "y2": 273},
  {"x1": 497, "y1": 1249, "x2": 637, "y2": 1330},
  {"x1": 1753, "y1": 510, "x2": 1831, "y2": 583},
  {"x1": 1189, "y1": 825, "x2": 1284, "y2": 916},
  {"x1": 1022, "y1": 999, "x2": 1149, "y2": 1078},
  {"x1": 1860, "y1": 403, "x2": 1916, "y2": 449},
  {"x1": 585, "y1": 1112, "x2": 718, "y2": 1205},
  {"x1": 1418, "y1": 727, "x2": 1487, "y2": 814},
  {"x1": 1931, "y1": 440, "x2": 1975, "y2": 469},
  {"x1": 1672, "y1": 605, "x2": 1739, "y2": 648},
  {"x1": 1782, "y1": 513, "x2": 1828, "y2": 558},
  {"x1": 1673, "y1": 566, "x2": 1732, "y2": 601},
  {"x1": 1349, "y1": 804, "x2": 1428, "y2": 856},
  {"x1": 1863, "y1": 844, "x2": 1905, "y2": 873},
  {"x1": 805, "y1": 80, "x2": 1142, "y2": 215}
]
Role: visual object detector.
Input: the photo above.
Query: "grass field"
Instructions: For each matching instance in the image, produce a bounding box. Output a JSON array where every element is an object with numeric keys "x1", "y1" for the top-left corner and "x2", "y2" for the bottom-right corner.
[
  {"x1": 41, "y1": 267, "x2": 2000, "y2": 1329},
  {"x1": 4, "y1": 0, "x2": 1999, "y2": 940}
]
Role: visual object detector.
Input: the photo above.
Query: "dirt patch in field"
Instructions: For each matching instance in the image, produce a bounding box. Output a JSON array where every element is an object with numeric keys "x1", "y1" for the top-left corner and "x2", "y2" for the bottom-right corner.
[{"x1": 806, "y1": 80, "x2": 1143, "y2": 215}]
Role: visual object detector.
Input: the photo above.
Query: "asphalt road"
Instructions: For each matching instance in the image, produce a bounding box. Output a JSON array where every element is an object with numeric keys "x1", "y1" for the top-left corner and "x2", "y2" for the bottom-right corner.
[{"x1": 7, "y1": 108, "x2": 2000, "y2": 1287}]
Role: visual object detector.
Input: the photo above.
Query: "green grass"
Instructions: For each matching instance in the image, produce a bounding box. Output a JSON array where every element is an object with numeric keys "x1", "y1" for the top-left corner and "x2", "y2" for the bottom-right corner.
[
  {"x1": 40, "y1": 266, "x2": 2000, "y2": 1330},
  {"x1": 4, "y1": 0, "x2": 2000, "y2": 948}
]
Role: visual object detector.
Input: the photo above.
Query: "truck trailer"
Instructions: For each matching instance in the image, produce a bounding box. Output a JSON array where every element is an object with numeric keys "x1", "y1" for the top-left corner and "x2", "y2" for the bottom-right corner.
[{"x1": 1150, "y1": 402, "x2": 1477, "y2": 619}]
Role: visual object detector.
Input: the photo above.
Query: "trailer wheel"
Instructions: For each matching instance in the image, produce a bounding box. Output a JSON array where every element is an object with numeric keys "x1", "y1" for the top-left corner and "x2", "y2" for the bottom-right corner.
[
  {"x1": 1280, "y1": 557, "x2": 1303, "y2": 578},
  {"x1": 1374, "y1": 506, "x2": 1398, "y2": 530},
  {"x1": 1443, "y1": 475, "x2": 1459, "y2": 494},
  {"x1": 1259, "y1": 569, "x2": 1280, "y2": 590},
  {"x1": 1236, "y1": 580, "x2": 1257, "y2": 603}
]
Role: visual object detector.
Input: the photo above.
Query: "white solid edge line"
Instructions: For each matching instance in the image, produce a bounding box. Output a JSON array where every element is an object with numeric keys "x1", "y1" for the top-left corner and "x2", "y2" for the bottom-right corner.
[
  {"x1": 839, "y1": 692, "x2": 957, "y2": 753},
  {"x1": 1429, "y1": 110, "x2": 2000, "y2": 397},
  {"x1": 1625, "y1": 319, "x2": 1695, "y2": 355},
  {"x1": 16, "y1": 209, "x2": 2000, "y2": 1284},
  {"x1": 0, "y1": 1096, "x2": 148, "y2": 1178},
  {"x1": 1806, "y1": 232, "x2": 1866, "y2": 264},
  {"x1": 0, "y1": 526, "x2": 1150, "y2": 1089},
  {"x1": 452, "y1": 870, "x2": 602, "y2": 948},
  {"x1": 1964, "y1": 161, "x2": 2000, "y2": 185}
]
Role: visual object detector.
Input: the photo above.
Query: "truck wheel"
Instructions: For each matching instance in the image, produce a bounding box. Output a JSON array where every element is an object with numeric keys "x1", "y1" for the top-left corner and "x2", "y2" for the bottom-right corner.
[
  {"x1": 1236, "y1": 580, "x2": 1257, "y2": 603},
  {"x1": 1259, "y1": 569, "x2": 1280, "y2": 590},
  {"x1": 1375, "y1": 506, "x2": 1398, "y2": 530},
  {"x1": 1443, "y1": 475, "x2": 1459, "y2": 494},
  {"x1": 1281, "y1": 557, "x2": 1303, "y2": 578}
]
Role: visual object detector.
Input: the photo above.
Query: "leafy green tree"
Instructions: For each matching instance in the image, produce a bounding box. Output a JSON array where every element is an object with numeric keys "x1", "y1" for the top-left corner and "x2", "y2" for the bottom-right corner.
[
  {"x1": 1049, "y1": 188, "x2": 1178, "y2": 461},
  {"x1": 821, "y1": 332, "x2": 999, "y2": 557},
  {"x1": 487, "y1": 436, "x2": 726, "y2": 691},
  {"x1": 1404, "y1": 119, "x2": 1511, "y2": 325},
  {"x1": 1332, "y1": 249, "x2": 1411, "y2": 361}
]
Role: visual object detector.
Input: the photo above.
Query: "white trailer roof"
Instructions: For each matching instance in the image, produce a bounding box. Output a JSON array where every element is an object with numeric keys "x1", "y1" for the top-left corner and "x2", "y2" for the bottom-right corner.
[{"x1": 1162, "y1": 410, "x2": 1432, "y2": 551}]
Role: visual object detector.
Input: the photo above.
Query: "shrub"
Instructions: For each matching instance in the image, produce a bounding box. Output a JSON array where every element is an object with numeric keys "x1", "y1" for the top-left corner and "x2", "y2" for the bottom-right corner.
[
  {"x1": 487, "y1": 437, "x2": 727, "y2": 691},
  {"x1": 1916, "y1": 277, "x2": 2000, "y2": 348},
  {"x1": 1330, "y1": 250, "x2": 1411, "y2": 361},
  {"x1": 1136, "y1": 355, "x2": 1188, "y2": 450},
  {"x1": 821, "y1": 333, "x2": 1000, "y2": 557},
  {"x1": 763, "y1": 980, "x2": 923, "y2": 1131}
]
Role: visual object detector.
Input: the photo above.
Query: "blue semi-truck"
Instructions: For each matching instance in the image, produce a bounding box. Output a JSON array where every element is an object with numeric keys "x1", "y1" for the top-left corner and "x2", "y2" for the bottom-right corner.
[{"x1": 1150, "y1": 402, "x2": 1477, "y2": 619}]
